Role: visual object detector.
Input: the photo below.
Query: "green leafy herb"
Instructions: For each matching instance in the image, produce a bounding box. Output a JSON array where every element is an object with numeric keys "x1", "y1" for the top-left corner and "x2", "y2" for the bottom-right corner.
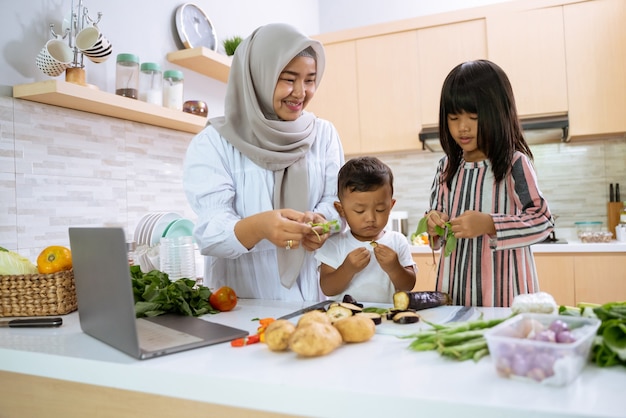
[
  {"x1": 415, "y1": 215, "x2": 457, "y2": 257},
  {"x1": 309, "y1": 219, "x2": 340, "y2": 241},
  {"x1": 130, "y1": 265, "x2": 218, "y2": 317}
]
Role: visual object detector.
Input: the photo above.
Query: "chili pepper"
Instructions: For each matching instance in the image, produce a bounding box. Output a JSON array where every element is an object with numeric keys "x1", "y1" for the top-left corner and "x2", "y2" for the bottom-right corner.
[{"x1": 230, "y1": 334, "x2": 261, "y2": 347}]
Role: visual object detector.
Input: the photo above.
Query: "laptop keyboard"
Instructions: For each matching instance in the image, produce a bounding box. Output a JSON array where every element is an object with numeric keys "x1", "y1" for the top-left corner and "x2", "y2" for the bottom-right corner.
[{"x1": 136, "y1": 318, "x2": 203, "y2": 351}]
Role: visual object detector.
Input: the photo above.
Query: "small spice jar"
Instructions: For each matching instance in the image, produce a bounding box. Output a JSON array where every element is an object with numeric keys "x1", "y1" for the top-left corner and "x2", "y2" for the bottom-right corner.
[
  {"x1": 115, "y1": 53, "x2": 140, "y2": 99},
  {"x1": 163, "y1": 70, "x2": 184, "y2": 110},
  {"x1": 139, "y1": 62, "x2": 163, "y2": 105}
]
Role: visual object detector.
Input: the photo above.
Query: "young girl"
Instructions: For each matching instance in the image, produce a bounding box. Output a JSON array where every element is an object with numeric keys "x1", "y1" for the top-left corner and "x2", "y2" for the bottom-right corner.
[
  {"x1": 315, "y1": 157, "x2": 416, "y2": 303},
  {"x1": 423, "y1": 59, "x2": 553, "y2": 307}
]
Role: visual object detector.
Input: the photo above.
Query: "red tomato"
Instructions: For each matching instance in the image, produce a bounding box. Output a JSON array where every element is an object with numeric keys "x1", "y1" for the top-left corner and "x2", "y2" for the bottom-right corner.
[{"x1": 209, "y1": 286, "x2": 238, "y2": 312}]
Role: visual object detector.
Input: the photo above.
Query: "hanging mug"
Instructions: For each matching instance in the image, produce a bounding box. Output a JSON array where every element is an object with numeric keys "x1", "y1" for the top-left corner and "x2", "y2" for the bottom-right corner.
[
  {"x1": 75, "y1": 26, "x2": 113, "y2": 63},
  {"x1": 36, "y1": 39, "x2": 73, "y2": 77}
]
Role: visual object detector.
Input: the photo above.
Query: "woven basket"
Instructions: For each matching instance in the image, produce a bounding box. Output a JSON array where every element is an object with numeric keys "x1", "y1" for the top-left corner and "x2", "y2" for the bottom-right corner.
[{"x1": 0, "y1": 269, "x2": 77, "y2": 317}]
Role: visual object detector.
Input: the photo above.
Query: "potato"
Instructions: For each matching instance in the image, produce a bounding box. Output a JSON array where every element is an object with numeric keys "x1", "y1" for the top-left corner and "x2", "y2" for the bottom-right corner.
[
  {"x1": 264, "y1": 319, "x2": 297, "y2": 352},
  {"x1": 289, "y1": 322, "x2": 343, "y2": 357},
  {"x1": 297, "y1": 310, "x2": 331, "y2": 327},
  {"x1": 333, "y1": 315, "x2": 376, "y2": 343}
]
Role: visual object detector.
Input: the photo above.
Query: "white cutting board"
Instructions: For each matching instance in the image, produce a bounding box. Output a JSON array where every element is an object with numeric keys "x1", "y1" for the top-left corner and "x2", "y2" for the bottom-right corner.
[{"x1": 373, "y1": 306, "x2": 479, "y2": 337}]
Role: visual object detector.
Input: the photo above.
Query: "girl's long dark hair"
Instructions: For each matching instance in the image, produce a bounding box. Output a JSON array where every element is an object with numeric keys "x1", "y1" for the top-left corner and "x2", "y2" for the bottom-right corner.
[{"x1": 438, "y1": 60, "x2": 533, "y2": 187}]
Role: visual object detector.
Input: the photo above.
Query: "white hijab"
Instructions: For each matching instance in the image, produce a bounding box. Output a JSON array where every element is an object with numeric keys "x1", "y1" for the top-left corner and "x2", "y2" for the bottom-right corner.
[{"x1": 209, "y1": 23, "x2": 326, "y2": 289}]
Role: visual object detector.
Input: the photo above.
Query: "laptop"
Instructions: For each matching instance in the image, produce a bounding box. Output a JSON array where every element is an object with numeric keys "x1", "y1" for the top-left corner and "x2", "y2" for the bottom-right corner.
[{"x1": 68, "y1": 227, "x2": 248, "y2": 360}]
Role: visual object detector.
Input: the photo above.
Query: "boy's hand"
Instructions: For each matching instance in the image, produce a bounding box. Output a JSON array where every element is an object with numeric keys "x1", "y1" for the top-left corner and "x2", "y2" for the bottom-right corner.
[
  {"x1": 343, "y1": 247, "x2": 370, "y2": 273},
  {"x1": 372, "y1": 243, "x2": 400, "y2": 272}
]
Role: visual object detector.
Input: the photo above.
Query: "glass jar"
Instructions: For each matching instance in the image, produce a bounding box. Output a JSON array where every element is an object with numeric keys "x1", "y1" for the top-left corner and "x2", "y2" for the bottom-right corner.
[
  {"x1": 620, "y1": 202, "x2": 626, "y2": 224},
  {"x1": 139, "y1": 62, "x2": 163, "y2": 105},
  {"x1": 163, "y1": 70, "x2": 184, "y2": 110},
  {"x1": 115, "y1": 53, "x2": 140, "y2": 99}
]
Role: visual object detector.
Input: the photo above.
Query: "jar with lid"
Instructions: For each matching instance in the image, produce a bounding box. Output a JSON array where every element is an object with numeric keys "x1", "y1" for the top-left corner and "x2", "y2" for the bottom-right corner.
[
  {"x1": 116, "y1": 53, "x2": 140, "y2": 99},
  {"x1": 139, "y1": 62, "x2": 163, "y2": 105},
  {"x1": 163, "y1": 70, "x2": 184, "y2": 110}
]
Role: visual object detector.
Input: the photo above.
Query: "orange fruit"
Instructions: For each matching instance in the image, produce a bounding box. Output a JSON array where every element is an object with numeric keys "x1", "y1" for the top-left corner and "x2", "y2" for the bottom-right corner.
[
  {"x1": 209, "y1": 286, "x2": 238, "y2": 312},
  {"x1": 37, "y1": 246, "x2": 72, "y2": 274}
]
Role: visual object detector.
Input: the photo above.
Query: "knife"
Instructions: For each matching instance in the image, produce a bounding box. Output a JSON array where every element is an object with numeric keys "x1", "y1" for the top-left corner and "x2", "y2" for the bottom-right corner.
[
  {"x1": 277, "y1": 300, "x2": 335, "y2": 320},
  {"x1": 444, "y1": 306, "x2": 474, "y2": 323},
  {"x1": 0, "y1": 317, "x2": 63, "y2": 328}
]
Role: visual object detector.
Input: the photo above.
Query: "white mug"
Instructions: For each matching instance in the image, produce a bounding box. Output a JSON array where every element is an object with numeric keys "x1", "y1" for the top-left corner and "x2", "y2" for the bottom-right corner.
[
  {"x1": 36, "y1": 39, "x2": 73, "y2": 77},
  {"x1": 75, "y1": 26, "x2": 112, "y2": 63}
]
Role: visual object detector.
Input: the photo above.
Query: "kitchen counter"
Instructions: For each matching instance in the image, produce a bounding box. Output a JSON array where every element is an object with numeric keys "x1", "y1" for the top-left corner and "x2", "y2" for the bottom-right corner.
[
  {"x1": 0, "y1": 300, "x2": 624, "y2": 417},
  {"x1": 411, "y1": 241, "x2": 626, "y2": 254}
]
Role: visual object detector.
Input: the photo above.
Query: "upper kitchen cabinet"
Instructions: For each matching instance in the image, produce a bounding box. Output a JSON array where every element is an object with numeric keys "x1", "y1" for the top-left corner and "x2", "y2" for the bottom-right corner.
[
  {"x1": 563, "y1": 0, "x2": 626, "y2": 138},
  {"x1": 486, "y1": 7, "x2": 568, "y2": 118},
  {"x1": 306, "y1": 42, "x2": 361, "y2": 155},
  {"x1": 417, "y1": 19, "x2": 488, "y2": 126},
  {"x1": 356, "y1": 31, "x2": 421, "y2": 154}
]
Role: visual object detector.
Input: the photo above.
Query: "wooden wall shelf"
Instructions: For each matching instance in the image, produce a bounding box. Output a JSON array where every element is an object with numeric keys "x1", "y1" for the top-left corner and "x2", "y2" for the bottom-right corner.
[
  {"x1": 166, "y1": 47, "x2": 232, "y2": 83},
  {"x1": 12, "y1": 80, "x2": 206, "y2": 134}
]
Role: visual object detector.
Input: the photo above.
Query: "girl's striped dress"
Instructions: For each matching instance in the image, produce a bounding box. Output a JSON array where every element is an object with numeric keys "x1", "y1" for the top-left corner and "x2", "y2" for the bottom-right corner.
[{"x1": 430, "y1": 151, "x2": 553, "y2": 307}]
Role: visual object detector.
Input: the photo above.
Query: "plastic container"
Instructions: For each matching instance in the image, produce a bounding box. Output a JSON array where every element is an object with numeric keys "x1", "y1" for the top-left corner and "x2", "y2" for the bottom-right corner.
[
  {"x1": 115, "y1": 53, "x2": 140, "y2": 99},
  {"x1": 575, "y1": 221, "x2": 611, "y2": 243},
  {"x1": 139, "y1": 62, "x2": 162, "y2": 105},
  {"x1": 484, "y1": 313, "x2": 600, "y2": 386},
  {"x1": 163, "y1": 70, "x2": 184, "y2": 110},
  {"x1": 159, "y1": 236, "x2": 195, "y2": 281}
]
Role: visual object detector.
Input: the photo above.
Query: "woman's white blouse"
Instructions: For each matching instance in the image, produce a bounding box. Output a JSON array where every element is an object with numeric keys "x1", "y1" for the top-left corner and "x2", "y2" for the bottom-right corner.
[{"x1": 183, "y1": 119, "x2": 344, "y2": 301}]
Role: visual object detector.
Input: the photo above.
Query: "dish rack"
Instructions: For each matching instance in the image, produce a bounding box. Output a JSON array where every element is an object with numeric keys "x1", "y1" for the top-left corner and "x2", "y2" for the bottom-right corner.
[{"x1": 0, "y1": 270, "x2": 77, "y2": 317}]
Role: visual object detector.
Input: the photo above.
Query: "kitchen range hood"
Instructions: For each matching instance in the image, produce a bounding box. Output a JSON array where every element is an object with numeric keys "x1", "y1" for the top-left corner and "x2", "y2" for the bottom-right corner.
[{"x1": 419, "y1": 114, "x2": 569, "y2": 152}]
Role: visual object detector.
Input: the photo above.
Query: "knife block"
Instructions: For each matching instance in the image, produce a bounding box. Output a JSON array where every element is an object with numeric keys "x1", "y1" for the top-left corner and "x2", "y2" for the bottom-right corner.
[{"x1": 607, "y1": 202, "x2": 624, "y2": 238}]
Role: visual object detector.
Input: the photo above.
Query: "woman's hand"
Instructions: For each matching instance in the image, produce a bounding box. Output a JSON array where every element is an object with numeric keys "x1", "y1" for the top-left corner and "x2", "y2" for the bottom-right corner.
[
  {"x1": 299, "y1": 211, "x2": 332, "y2": 251},
  {"x1": 235, "y1": 209, "x2": 313, "y2": 250}
]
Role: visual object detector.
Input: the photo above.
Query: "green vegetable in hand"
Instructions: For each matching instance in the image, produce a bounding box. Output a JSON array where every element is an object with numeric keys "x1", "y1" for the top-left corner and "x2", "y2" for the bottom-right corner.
[
  {"x1": 130, "y1": 266, "x2": 218, "y2": 317},
  {"x1": 0, "y1": 246, "x2": 38, "y2": 275},
  {"x1": 415, "y1": 214, "x2": 457, "y2": 257},
  {"x1": 308, "y1": 219, "x2": 340, "y2": 241}
]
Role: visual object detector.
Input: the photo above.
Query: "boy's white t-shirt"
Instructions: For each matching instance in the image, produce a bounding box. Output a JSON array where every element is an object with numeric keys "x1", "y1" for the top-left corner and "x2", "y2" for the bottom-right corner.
[{"x1": 314, "y1": 230, "x2": 415, "y2": 303}]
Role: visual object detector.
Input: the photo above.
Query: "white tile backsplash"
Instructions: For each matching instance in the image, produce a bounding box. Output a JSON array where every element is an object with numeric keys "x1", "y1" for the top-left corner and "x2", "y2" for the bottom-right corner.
[{"x1": 1, "y1": 95, "x2": 625, "y2": 262}]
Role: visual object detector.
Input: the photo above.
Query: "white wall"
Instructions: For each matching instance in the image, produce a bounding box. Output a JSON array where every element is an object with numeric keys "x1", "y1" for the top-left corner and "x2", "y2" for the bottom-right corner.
[
  {"x1": 317, "y1": 0, "x2": 513, "y2": 33},
  {"x1": 0, "y1": 0, "x2": 320, "y2": 117}
]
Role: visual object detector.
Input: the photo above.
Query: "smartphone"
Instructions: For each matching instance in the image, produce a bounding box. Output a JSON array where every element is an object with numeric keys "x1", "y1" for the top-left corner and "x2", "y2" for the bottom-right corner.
[{"x1": 0, "y1": 317, "x2": 63, "y2": 328}]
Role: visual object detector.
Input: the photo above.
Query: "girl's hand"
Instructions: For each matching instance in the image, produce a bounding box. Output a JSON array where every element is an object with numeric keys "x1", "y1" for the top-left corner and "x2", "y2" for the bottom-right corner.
[
  {"x1": 426, "y1": 210, "x2": 449, "y2": 236},
  {"x1": 450, "y1": 210, "x2": 495, "y2": 239}
]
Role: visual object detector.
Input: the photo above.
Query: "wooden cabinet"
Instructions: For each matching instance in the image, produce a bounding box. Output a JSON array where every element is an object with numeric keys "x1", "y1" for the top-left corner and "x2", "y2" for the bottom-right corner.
[
  {"x1": 306, "y1": 42, "x2": 361, "y2": 155},
  {"x1": 534, "y1": 253, "x2": 575, "y2": 306},
  {"x1": 535, "y1": 251, "x2": 626, "y2": 306},
  {"x1": 563, "y1": 0, "x2": 626, "y2": 138},
  {"x1": 417, "y1": 19, "x2": 488, "y2": 126},
  {"x1": 486, "y1": 7, "x2": 568, "y2": 118},
  {"x1": 412, "y1": 252, "x2": 440, "y2": 291},
  {"x1": 573, "y1": 254, "x2": 626, "y2": 304},
  {"x1": 355, "y1": 31, "x2": 422, "y2": 154}
]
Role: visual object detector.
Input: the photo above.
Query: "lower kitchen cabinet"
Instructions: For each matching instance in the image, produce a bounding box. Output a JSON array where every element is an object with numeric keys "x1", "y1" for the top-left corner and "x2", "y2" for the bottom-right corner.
[
  {"x1": 535, "y1": 252, "x2": 626, "y2": 306},
  {"x1": 534, "y1": 253, "x2": 576, "y2": 306},
  {"x1": 412, "y1": 252, "x2": 439, "y2": 291},
  {"x1": 573, "y1": 254, "x2": 626, "y2": 305}
]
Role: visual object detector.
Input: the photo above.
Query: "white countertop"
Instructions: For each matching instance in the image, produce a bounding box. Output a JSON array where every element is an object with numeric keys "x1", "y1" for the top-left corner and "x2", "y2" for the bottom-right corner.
[
  {"x1": 0, "y1": 299, "x2": 624, "y2": 418},
  {"x1": 411, "y1": 241, "x2": 626, "y2": 254}
]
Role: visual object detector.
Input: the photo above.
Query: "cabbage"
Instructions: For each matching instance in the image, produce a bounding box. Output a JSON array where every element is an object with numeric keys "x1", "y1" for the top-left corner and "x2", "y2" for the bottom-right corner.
[{"x1": 0, "y1": 246, "x2": 38, "y2": 275}]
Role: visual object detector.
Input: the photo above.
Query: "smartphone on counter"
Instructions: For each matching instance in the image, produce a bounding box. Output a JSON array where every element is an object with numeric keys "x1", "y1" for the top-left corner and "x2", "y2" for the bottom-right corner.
[{"x1": 0, "y1": 317, "x2": 63, "y2": 328}]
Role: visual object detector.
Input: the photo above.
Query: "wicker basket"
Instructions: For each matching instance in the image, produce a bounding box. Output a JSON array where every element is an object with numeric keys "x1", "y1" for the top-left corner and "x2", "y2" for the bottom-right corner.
[{"x1": 0, "y1": 269, "x2": 77, "y2": 317}]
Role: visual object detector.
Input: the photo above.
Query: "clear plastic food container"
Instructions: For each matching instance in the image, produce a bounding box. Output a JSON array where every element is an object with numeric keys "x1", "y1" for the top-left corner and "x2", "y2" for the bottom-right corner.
[
  {"x1": 484, "y1": 313, "x2": 600, "y2": 386},
  {"x1": 575, "y1": 221, "x2": 612, "y2": 242}
]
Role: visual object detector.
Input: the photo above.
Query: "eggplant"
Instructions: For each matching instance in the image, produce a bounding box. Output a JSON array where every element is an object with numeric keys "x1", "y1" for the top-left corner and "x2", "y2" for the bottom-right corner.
[
  {"x1": 356, "y1": 312, "x2": 382, "y2": 325},
  {"x1": 392, "y1": 311, "x2": 420, "y2": 324},
  {"x1": 326, "y1": 304, "x2": 353, "y2": 322},
  {"x1": 393, "y1": 291, "x2": 451, "y2": 311},
  {"x1": 342, "y1": 294, "x2": 364, "y2": 308}
]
